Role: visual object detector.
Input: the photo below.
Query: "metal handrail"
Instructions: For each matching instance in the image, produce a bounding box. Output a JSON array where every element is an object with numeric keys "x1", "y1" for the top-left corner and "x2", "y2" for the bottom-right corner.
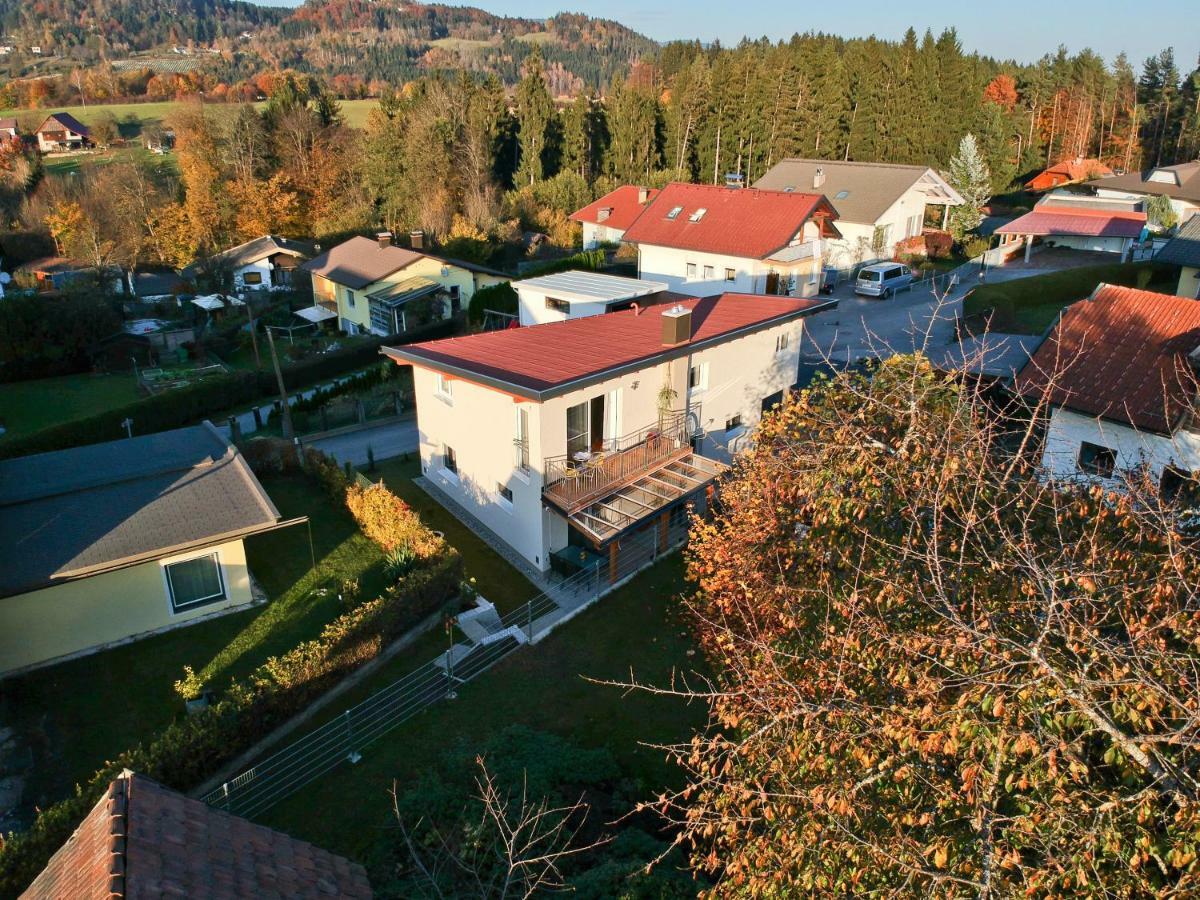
[{"x1": 542, "y1": 410, "x2": 692, "y2": 510}]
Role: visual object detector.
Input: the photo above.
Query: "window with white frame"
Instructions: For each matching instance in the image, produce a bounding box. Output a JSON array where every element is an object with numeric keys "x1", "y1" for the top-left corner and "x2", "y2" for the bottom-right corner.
[
  {"x1": 436, "y1": 373, "x2": 453, "y2": 401},
  {"x1": 497, "y1": 482, "x2": 513, "y2": 506},
  {"x1": 514, "y1": 407, "x2": 530, "y2": 472},
  {"x1": 164, "y1": 553, "x2": 226, "y2": 613},
  {"x1": 686, "y1": 262, "x2": 697, "y2": 280},
  {"x1": 442, "y1": 444, "x2": 458, "y2": 475},
  {"x1": 688, "y1": 361, "x2": 709, "y2": 392},
  {"x1": 344, "y1": 287, "x2": 355, "y2": 308},
  {"x1": 242, "y1": 271, "x2": 263, "y2": 285},
  {"x1": 775, "y1": 332, "x2": 790, "y2": 353},
  {"x1": 545, "y1": 297, "x2": 570, "y2": 313},
  {"x1": 725, "y1": 414, "x2": 744, "y2": 433},
  {"x1": 725, "y1": 268, "x2": 736, "y2": 282},
  {"x1": 703, "y1": 265, "x2": 714, "y2": 280}
]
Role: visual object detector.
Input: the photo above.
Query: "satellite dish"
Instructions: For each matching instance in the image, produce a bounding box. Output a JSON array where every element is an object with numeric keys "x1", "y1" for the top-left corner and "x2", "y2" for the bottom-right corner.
[{"x1": 0, "y1": 271, "x2": 11, "y2": 284}]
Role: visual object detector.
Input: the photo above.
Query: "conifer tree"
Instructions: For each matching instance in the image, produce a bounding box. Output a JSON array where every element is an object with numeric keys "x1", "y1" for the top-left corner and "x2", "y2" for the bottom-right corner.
[
  {"x1": 515, "y1": 46, "x2": 554, "y2": 186},
  {"x1": 945, "y1": 132, "x2": 991, "y2": 239}
]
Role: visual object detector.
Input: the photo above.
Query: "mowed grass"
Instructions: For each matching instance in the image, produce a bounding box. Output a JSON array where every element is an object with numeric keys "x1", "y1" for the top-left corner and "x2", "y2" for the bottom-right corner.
[
  {"x1": 0, "y1": 473, "x2": 380, "y2": 813},
  {"x1": 262, "y1": 553, "x2": 707, "y2": 863},
  {"x1": 0, "y1": 372, "x2": 140, "y2": 440}
]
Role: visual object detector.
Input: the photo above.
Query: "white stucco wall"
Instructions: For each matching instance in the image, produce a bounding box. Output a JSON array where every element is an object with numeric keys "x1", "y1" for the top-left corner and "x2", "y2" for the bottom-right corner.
[
  {"x1": 1046, "y1": 235, "x2": 1132, "y2": 255},
  {"x1": 582, "y1": 222, "x2": 625, "y2": 250},
  {"x1": 1041, "y1": 406, "x2": 1200, "y2": 488},
  {"x1": 516, "y1": 288, "x2": 613, "y2": 326},
  {"x1": 637, "y1": 244, "x2": 821, "y2": 298},
  {"x1": 1093, "y1": 187, "x2": 1200, "y2": 226},
  {"x1": 234, "y1": 259, "x2": 274, "y2": 291},
  {"x1": 409, "y1": 313, "x2": 805, "y2": 570}
]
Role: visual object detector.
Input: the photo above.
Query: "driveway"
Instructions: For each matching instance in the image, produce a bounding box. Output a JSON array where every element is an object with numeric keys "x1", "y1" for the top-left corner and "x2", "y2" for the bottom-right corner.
[
  {"x1": 803, "y1": 248, "x2": 1114, "y2": 366},
  {"x1": 303, "y1": 417, "x2": 418, "y2": 466}
]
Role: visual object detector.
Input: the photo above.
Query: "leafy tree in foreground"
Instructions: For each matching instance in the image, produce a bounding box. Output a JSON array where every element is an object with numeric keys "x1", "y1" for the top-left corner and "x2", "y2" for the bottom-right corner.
[{"x1": 669, "y1": 356, "x2": 1200, "y2": 895}]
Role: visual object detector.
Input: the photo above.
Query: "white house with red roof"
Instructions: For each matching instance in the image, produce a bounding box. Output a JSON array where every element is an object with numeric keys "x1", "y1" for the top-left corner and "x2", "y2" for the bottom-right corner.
[
  {"x1": 618, "y1": 182, "x2": 841, "y2": 299},
  {"x1": 570, "y1": 185, "x2": 659, "y2": 249},
  {"x1": 383, "y1": 292, "x2": 833, "y2": 576},
  {"x1": 1013, "y1": 284, "x2": 1200, "y2": 492}
]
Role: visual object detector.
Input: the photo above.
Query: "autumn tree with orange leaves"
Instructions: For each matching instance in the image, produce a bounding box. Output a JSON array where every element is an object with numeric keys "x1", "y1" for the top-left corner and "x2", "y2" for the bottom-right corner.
[{"x1": 664, "y1": 356, "x2": 1200, "y2": 896}]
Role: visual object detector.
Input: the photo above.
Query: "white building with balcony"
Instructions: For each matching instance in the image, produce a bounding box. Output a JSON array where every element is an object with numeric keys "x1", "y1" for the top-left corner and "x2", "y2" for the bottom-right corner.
[
  {"x1": 616, "y1": 182, "x2": 841, "y2": 298},
  {"x1": 384, "y1": 292, "x2": 834, "y2": 579}
]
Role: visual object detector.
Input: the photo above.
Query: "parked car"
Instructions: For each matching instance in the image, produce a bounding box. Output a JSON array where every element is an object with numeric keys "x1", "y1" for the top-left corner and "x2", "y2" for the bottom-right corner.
[{"x1": 855, "y1": 263, "x2": 913, "y2": 298}]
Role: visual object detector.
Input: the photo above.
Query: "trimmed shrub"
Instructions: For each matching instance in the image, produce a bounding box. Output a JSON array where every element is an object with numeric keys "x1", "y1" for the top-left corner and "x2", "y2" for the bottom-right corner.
[
  {"x1": 467, "y1": 281, "x2": 519, "y2": 327},
  {"x1": 346, "y1": 481, "x2": 444, "y2": 559},
  {"x1": 0, "y1": 549, "x2": 464, "y2": 898}
]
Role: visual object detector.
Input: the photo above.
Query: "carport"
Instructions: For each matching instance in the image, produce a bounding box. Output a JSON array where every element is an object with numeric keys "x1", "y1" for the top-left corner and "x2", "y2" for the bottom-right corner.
[{"x1": 995, "y1": 204, "x2": 1147, "y2": 263}]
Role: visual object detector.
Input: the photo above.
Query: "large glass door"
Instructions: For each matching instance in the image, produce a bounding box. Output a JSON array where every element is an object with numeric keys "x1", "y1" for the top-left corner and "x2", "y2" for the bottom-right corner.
[{"x1": 566, "y1": 401, "x2": 589, "y2": 458}]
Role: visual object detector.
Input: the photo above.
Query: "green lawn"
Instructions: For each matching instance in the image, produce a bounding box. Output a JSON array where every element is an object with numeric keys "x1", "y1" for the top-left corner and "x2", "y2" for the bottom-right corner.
[
  {"x1": 262, "y1": 553, "x2": 706, "y2": 864},
  {"x1": 0, "y1": 472, "x2": 380, "y2": 813},
  {"x1": 963, "y1": 260, "x2": 1179, "y2": 334},
  {"x1": 0, "y1": 372, "x2": 140, "y2": 440},
  {"x1": 41, "y1": 144, "x2": 180, "y2": 179}
]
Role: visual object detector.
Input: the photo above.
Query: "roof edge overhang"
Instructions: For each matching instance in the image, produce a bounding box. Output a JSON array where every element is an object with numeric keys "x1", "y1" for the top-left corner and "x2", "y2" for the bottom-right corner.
[
  {"x1": 0, "y1": 516, "x2": 307, "y2": 602},
  {"x1": 381, "y1": 299, "x2": 837, "y2": 402}
]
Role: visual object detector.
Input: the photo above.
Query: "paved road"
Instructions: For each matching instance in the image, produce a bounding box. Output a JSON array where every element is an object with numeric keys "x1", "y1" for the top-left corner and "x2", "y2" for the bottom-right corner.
[{"x1": 303, "y1": 417, "x2": 418, "y2": 466}]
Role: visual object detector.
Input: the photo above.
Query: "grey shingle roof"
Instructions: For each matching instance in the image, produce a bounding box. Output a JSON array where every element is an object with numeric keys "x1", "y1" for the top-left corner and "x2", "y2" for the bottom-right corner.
[
  {"x1": 753, "y1": 158, "x2": 958, "y2": 225},
  {"x1": 301, "y1": 235, "x2": 424, "y2": 290},
  {"x1": 0, "y1": 423, "x2": 280, "y2": 598},
  {"x1": 1156, "y1": 216, "x2": 1200, "y2": 268},
  {"x1": 1093, "y1": 161, "x2": 1200, "y2": 204},
  {"x1": 187, "y1": 235, "x2": 316, "y2": 278}
]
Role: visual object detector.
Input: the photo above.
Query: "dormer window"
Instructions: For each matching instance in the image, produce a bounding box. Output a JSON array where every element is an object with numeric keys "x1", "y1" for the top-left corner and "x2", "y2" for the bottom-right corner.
[
  {"x1": 689, "y1": 208, "x2": 707, "y2": 222},
  {"x1": 666, "y1": 206, "x2": 684, "y2": 220}
]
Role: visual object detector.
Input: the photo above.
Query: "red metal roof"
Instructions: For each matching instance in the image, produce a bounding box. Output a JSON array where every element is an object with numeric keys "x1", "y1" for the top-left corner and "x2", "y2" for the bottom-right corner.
[
  {"x1": 995, "y1": 204, "x2": 1146, "y2": 238},
  {"x1": 385, "y1": 292, "x2": 830, "y2": 399},
  {"x1": 570, "y1": 185, "x2": 659, "y2": 230},
  {"x1": 21, "y1": 771, "x2": 372, "y2": 899},
  {"x1": 1014, "y1": 284, "x2": 1200, "y2": 433},
  {"x1": 620, "y1": 182, "x2": 838, "y2": 259}
]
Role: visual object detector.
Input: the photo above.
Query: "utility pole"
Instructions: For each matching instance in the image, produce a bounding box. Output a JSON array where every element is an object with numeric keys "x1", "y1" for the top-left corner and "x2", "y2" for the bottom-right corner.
[{"x1": 266, "y1": 328, "x2": 294, "y2": 440}]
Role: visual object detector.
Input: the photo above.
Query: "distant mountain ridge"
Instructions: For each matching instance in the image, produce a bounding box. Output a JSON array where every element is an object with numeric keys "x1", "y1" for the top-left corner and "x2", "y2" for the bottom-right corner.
[{"x1": 0, "y1": 0, "x2": 657, "y2": 89}]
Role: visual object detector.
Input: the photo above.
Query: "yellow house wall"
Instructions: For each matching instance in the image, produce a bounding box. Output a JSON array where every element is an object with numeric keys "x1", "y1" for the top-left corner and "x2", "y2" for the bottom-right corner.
[
  {"x1": 1176, "y1": 266, "x2": 1200, "y2": 299},
  {"x1": 330, "y1": 257, "x2": 501, "y2": 334},
  {"x1": 0, "y1": 539, "x2": 254, "y2": 676}
]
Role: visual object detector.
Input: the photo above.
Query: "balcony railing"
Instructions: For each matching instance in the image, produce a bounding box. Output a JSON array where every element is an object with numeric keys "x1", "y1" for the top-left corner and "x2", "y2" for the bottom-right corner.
[{"x1": 543, "y1": 410, "x2": 694, "y2": 513}]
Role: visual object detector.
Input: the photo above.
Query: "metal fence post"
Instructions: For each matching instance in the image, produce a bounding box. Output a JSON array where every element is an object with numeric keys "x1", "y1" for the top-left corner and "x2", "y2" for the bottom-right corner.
[
  {"x1": 345, "y1": 709, "x2": 362, "y2": 764},
  {"x1": 445, "y1": 648, "x2": 458, "y2": 700},
  {"x1": 526, "y1": 599, "x2": 533, "y2": 642},
  {"x1": 221, "y1": 781, "x2": 231, "y2": 811}
]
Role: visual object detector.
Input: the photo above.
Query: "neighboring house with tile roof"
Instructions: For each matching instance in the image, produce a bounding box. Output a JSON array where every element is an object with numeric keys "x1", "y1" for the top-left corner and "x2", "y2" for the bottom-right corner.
[
  {"x1": 995, "y1": 201, "x2": 1147, "y2": 261},
  {"x1": 384, "y1": 292, "x2": 833, "y2": 573},
  {"x1": 1026, "y1": 157, "x2": 1113, "y2": 192},
  {"x1": 183, "y1": 234, "x2": 316, "y2": 293},
  {"x1": 299, "y1": 234, "x2": 508, "y2": 335},
  {"x1": 14, "y1": 256, "x2": 126, "y2": 293},
  {"x1": 1157, "y1": 215, "x2": 1200, "y2": 298},
  {"x1": 619, "y1": 182, "x2": 841, "y2": 298},
  {"x1": 570, "y1": 184, "x2": 659, "y2": 249},
  {"x1": 0, "y1": 116, "x2": 17, "y2": 139},
  {"x1": 34, "y1": 112, "x2": 90, "y2": 152},
  {"x1": 19, "y1": 770, "x2": 372, "y2": 899},
  {"x1": 1013, "y1": 284, "x2": 1200, "y2": 490},
  {"x1": 1091, "y1": 160, "x2": 1200, "y2": 225},
  {"x1": 752, "y1": 159, "x2": 963, "y2": 269},
  {"x1": 0, "y1": 423, "x2": 296, "y2": 676}
]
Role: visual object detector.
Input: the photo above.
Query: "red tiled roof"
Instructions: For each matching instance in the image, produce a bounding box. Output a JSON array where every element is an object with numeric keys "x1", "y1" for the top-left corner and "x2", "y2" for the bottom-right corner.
[
  {"x1": 620, "y1": 182, "x2": 838, "y2": 259},
  {"x1": 995, "y1": 204, "x2": 1146, "y2": 238},
  {"x1": 385, "y1": 292, "x2": 830, "y2": 399},
  {"x1": 570, "y1": 185, "x2": 659, "y2": 229},
  {"x1": 20, "y1": 771, "x2": 372, "y2": 899},
  {"x1": 1013, "y1": 284, "x2": 1200, "y2": 433}
]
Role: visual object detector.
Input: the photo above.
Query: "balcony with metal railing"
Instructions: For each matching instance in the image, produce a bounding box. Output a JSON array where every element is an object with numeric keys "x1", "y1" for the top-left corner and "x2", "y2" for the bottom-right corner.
[{"x1": 542, "y1": 410, "x2": 724, "y2": 545}]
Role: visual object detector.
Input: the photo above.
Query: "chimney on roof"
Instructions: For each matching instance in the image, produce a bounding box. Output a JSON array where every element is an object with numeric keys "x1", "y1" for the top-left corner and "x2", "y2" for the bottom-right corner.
[
  {"x1": 376, "y1": 231, "x2": 393, "y2": 249},
  {"x1": 409, "y1": 230, "x2": 424, "y2": 250},
  {"x1": 661, "y1": 304, "x2": 692, "y2": 346},
  {"x1": 813, "y1": 167, "x2": 825, "y2": 189},
  {"x1": 637, "y1": 186, "x2": 649, "y2": 204}
]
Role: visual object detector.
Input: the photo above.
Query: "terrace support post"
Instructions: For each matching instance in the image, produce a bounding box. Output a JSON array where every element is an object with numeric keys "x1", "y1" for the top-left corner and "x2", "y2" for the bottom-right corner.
[
  {"x1": 228, "y1": 416, "x2": 242, "y2": 445},
  {"x1": 657, "y1": 512, "x2": 669, "y2": 554},
  {"x1": 1024, "y1": 236, "x2": 1034, "y2": 263},
  {"x1": 608, "y1": 542, "x2": 619, "y2": 584}
]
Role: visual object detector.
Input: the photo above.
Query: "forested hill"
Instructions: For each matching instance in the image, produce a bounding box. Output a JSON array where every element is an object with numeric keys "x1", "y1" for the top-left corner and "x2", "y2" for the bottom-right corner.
[
  {"x1": 269, "y1": 3, "x2": 658, "y2": 90},
  {"x1": 0, "y1": 0, "x2": 285, "y2": 52}
]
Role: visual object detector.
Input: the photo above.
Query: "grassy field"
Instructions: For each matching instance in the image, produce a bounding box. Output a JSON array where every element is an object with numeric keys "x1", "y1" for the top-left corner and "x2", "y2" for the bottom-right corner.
[
  {"x1": 263, "y1": 552, "x2": 705, "y2": 863},
  {"x1": 963, "y1": 260, "x2": 1179, "y2": 334},
  {"x1": 0, "y1": 472, "x2": 377, "y2": 814},
  {"x1": 0, "y1": 372, "x2": 141, "y2": 440}
]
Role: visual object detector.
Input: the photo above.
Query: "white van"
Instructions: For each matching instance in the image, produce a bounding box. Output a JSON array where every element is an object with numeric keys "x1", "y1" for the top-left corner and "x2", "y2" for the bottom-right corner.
[{"x1": 855, "y1": 263, "x2": 913, "y2": 298}]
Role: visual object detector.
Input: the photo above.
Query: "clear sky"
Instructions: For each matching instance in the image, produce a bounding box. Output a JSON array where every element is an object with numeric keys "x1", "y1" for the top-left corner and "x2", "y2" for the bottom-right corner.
[{"x1": 263, "y1": 0, "x2": 1199, "y2": 70}]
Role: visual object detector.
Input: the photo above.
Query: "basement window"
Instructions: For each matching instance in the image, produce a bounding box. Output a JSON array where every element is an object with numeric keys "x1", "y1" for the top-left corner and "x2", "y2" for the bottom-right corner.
[{"x1": 1077, "y1": 441, "x2": 1116, "y2": 478}]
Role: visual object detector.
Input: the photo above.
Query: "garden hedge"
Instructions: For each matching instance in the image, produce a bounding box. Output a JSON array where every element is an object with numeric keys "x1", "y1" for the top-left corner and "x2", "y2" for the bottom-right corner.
[{"x1": 0, "y1": 316, "x2": 459, "y2": 459}]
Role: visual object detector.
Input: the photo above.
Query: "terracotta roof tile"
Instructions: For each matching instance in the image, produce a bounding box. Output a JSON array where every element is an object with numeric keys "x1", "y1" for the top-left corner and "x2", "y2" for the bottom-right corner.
[
  {"x1": 995, "y1": 204, "x2": 1146, "y2": 238},
  {"x1": 385, "y1": 292, "x2": 831, "y2": 399},
  {"x1": 1014, "y1": 284, "x2": 1200, "y2": 433},
  {"x1": 570, "y1": 185, "x2": 659, "y2": 229},
  {"x1": 621, "y1": 182, "x2": 838, "y2": 258},
  {"x1": 20, "y1": 772, "x2": 372, "y2": 899}
]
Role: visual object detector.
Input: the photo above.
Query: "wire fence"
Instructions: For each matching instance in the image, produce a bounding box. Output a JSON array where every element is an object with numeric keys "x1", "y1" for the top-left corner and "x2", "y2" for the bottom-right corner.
[{"x1": 202, "y1": 517, "x2": 688, "y2": 820}]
